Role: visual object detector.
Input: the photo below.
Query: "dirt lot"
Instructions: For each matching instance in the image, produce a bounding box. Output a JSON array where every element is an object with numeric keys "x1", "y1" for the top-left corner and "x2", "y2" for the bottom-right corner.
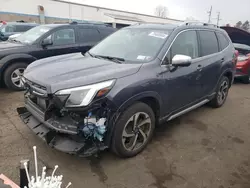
[{"x1": 1, "y1": 83, "x2": 250, "y2": 188}]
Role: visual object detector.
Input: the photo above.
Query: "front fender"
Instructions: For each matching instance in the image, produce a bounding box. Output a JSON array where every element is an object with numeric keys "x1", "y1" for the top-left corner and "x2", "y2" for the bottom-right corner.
[
  {"x1": 105, "y1": 91, "x2": 162, "y2": 146},
  {"x1": 0, "y1": 53, "x2": 37, "y2": 75},
  {"x1": 116, "y1": 91, "x2": 162, "y2": 113}
]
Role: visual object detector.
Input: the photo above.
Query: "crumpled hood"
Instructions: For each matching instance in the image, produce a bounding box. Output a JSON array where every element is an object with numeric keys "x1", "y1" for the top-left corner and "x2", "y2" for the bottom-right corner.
[{"x1": 24, "y1": 53, "x2": 142, "y2": 93}]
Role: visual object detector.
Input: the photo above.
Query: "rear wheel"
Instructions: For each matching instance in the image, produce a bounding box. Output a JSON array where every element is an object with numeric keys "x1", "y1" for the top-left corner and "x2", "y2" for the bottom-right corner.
[
  {"x1": 208, "y1": 76, "x2": 230, "y2": 108},
  {"x1": 3, "y1": 62, "x2": 28, "y2": 91},
  {"x1": 111, "y1": 102, "x2": 155, "y2": 158}
]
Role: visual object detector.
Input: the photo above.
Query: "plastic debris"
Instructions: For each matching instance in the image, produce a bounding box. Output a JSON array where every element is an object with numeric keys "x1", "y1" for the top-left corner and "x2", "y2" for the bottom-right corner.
[{"x1": 23, "y1": 146, "x2": 72, "y2": 188}]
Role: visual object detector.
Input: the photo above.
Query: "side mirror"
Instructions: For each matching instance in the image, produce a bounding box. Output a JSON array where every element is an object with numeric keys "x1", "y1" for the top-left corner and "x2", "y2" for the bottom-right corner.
[
  {"x1": 41, "y1": 38, "x2": 53, "y2": 47},
  {"x1": 172, "y1": 54, "x2": 192, "y2": 67}
]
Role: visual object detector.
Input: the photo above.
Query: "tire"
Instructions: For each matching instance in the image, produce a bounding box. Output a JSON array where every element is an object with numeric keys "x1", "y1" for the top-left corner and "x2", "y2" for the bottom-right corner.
[
  {"x1": 242, "y1": 76, "x2": 249, "y2": 84},
  {"x1": 3, "y1": 62, "x2": 28, "y2": 91},
  {"x1": 208, "y1": 76, "x2": 230, "y2": 108},
  {"x1": 111, "y1": 102, "x2": 155, "y2": 158},
  {"x1": 241, "y1": 69, "x2": 250, "y2": 84}
]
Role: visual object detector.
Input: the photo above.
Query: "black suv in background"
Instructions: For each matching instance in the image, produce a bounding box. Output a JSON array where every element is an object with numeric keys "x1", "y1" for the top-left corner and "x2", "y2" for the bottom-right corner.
[
  {"x1": 0, "y1": 22, "x2": 116, "y2": 90},
  {"x1": 18, "y1": 22, "x2": 236, "y2": 158},
  {"x1": 0, "y1": 22, "x2": 38, "y2": 41}
]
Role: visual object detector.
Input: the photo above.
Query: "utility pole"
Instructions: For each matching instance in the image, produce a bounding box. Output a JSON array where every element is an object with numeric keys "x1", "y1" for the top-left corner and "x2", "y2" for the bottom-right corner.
[
  {"x1": 216, "y1": 12, "x2": 221, "y2": 26},
  {"x1": 207, "y1": 6, "x2": 212, "y2": 23}
]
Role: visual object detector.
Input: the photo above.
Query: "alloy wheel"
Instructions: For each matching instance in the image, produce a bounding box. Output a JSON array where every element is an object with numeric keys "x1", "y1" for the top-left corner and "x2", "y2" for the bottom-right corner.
[
  {"x1": 122, "y1": 112, "x2": 152, "y2": 151},
  {"x1": 217, "y1": 80, "x2": 229, "y2": 105},
  {"x1": 11, "y1": 68, "x2": 25, "y2": 88}
]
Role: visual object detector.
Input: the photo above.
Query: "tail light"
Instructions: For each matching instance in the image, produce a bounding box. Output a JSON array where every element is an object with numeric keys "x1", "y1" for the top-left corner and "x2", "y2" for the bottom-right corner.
[
  {"x1": 233, "y1": 50, "x2": 239, "y2": 66},
  {"x1": 0, "y1": 21, "x2": 6, "y2": 25}
]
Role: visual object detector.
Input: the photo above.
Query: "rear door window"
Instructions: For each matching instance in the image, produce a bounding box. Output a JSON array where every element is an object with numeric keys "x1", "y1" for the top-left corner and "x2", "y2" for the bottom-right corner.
[
  {"x1": 217, "y1": 32, "x2": 230, "y2": 50},
  {"x1": 15, "y1": 25, "x2": 35, "y2": 32},
  {"x1": 1, "y1": 25, "x2": 16, "y2": 33},
  {"x1": 198, "y1": 31, "x2": 219, "y2": 56},
  {"x1": 98, "y1": 28, "x2": 115, "y2": 39},
  {"x1": 77, "y1": 28, "x2": 101, "y2": 43}
]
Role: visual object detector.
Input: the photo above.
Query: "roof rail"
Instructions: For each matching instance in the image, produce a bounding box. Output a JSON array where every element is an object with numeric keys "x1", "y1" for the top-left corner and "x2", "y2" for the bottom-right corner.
[
  {"x1": 69, "y1": 21, "x2": 110, "y2": 26},
  {"x1": 181, "y1": 21, "x2": 219, "y2": 28}
]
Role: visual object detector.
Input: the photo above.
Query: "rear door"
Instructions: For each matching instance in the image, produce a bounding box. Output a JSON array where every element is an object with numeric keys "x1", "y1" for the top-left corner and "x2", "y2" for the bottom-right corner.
[
  {"x1": 76, "y1": 26, "x2": 101, "y2": 53},
  {"x1": 197, "y1": 30, "x2": 222, "y2": 97}
]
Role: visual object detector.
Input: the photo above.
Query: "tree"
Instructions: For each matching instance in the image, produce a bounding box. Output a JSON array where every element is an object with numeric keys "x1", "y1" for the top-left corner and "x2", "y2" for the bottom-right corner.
[
  {"x1": 154, "y1": 5, "x2": 168, "y2": 18},
  {"x1": 242, "y1": 20, "x2": 250, "y2": 31},
  {"x1": 235, "y1": 21, "x2": 242, "y2": 28}
]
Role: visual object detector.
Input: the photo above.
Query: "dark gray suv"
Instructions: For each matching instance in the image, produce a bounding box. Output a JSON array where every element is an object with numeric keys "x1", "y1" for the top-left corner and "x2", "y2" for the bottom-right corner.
[{"x1": 17, "y1": 22, "x2": 237, "y2": 158}]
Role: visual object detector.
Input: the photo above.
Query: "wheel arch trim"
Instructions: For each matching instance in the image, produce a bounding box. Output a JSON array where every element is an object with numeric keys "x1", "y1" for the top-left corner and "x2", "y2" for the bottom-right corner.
[
  {"x1": 0, "y1": 54, "x2": 36, "y2": 79},
  {"x1": 105, "y1": 91, "x2": 162, "y2": 146}
]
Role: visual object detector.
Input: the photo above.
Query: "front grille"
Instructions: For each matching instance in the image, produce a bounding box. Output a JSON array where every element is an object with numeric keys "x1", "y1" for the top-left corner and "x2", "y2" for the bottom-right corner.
[{"x1": 24, "y1": 79, "x2": 47, "y2": 97}]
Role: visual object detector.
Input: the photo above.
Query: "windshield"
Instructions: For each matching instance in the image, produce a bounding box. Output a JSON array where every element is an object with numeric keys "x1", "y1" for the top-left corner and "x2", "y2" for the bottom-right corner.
[
  {"x1": 15, "y1": 25, "x2": 52, "y2": 44},
  {"x1": 89, "y1": 28, "x2": 170, "y2": 63}
]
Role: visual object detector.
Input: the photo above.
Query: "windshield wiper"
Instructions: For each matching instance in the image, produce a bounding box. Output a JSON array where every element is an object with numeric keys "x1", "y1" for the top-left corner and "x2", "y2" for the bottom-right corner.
[
  {"x1": 10, "y1": 39, "x2": 21, "y2": 43},
  {"x1": 86, "y1": 51, "x2": 94, "y2": 57},
  {"x1": 94, "y1": 55, "x2": 125, "y2": 64},
  {"x1": 85, "y1": 52, "x2": 125, "y2": 64}
]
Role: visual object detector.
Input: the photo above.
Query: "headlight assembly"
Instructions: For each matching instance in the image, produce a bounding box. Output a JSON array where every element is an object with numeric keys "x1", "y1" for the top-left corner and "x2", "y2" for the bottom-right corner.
[{"x1": 55, "y1": 80, "x2": 115, "y2": 107}]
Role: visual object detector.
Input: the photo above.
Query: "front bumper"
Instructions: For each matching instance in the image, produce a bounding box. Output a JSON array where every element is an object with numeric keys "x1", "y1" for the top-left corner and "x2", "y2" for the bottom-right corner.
[
  {"x1": 23, "y1": 97, "x2": 78, "y2": 134},
  {"x1": 17, "y1": 107, "x2": 87, "y2": 155},
  {"x1": 17, "y1": 98, "x2": 107, "y2": 156},
  {"x1": 235, "y1": 68, "x2": 248, "y2": 78}
]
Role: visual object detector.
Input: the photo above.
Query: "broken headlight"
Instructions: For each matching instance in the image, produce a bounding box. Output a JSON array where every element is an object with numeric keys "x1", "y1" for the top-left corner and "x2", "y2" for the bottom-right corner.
[{"x1": 55, "y1": 80, "x2": 115, "y2": 107}]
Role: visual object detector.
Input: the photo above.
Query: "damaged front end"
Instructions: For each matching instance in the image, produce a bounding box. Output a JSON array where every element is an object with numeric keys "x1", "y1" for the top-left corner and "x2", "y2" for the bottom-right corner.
[{"x1": 17, "y1": 79, "x2": 116, "y2": 157}]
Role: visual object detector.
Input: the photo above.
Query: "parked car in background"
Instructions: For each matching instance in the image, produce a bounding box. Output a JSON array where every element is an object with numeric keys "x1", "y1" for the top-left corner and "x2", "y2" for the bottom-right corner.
[
  {"x1": 17, "y1": 22, "x2": 236, "y2": 158},
  {"x1": 0, "y1": 22, "x2": 116, "y2": 90},
  {"x1": 233, "y1": 43, "x2": 250, "y2": 83},
  {"x1": 0, "y1": 22, "x2": 38, "y2": 41}
]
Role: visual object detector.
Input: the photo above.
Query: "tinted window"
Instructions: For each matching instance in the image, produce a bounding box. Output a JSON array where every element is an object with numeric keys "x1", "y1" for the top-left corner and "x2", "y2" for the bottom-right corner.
[
  {"x1": 199, "y1": 31, "x2": 219, "y2": 56},
  {"x1": 78, "y1": 28, "x2": 100, "y2": 42},
  {"x1": 99, "y1": 28, "x2": 115, "y2": 38},
  {"x1": 46, "y1": 28, "x2": 76, "y2": 46},
  {"x1": 15, "y1": 25, "x2": 35, "y2": 32},
  {"x1": 165, "y1": 30, "x2": 198, "y2": 64},
  {"x1": 217, "y1": 32, "x2": 230, "y2": 50},
  {"x1": 1, "y1": 25, "x2": 16, "y2": 33}
]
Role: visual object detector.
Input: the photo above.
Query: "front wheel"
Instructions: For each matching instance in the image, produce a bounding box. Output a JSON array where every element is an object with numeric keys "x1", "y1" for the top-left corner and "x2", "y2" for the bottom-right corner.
[
  {"x1": 208, "y1": 76, "x2": 230, "y2": 108},
  {"x1": 111, "y1": 102, "x2": 155, "y2": 158},
  {"x1": 3, "y1": 63, "x2": 28, "y2": 91}
]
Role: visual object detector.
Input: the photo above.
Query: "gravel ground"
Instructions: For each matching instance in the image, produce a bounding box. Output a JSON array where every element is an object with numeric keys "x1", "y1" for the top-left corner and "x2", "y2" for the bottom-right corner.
[{"x1": 0, "y1": 83, "x2": 250, "y2": 188}]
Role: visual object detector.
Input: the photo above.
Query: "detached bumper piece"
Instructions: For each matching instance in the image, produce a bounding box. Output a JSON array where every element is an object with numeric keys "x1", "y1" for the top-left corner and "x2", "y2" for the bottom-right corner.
[{"x1": 17, "y1": 107, "x2": 106, "y2": 157}]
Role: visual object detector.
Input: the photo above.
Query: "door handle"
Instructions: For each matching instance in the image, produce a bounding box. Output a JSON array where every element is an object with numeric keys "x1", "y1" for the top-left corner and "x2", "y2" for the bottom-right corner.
[{"x1": 197, "y1": 64, "x2": 203, "y2": 71}]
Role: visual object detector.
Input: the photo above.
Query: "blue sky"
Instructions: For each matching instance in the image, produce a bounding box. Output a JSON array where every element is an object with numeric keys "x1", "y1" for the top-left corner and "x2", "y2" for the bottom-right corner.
[{"x1": 68, "y1": 0, "x2": 249, "y2": 26}]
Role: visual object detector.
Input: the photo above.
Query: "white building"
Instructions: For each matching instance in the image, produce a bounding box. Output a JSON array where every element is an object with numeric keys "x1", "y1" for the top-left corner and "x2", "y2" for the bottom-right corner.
[{"x1": 0, "y1": 0, "x2": 183, "y2": 28}]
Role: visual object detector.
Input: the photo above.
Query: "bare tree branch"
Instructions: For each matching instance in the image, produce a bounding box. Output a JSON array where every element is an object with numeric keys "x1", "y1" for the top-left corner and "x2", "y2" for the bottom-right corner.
[{"x1": 154, "y1": 5, "x2": 168, "y2": 18}]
